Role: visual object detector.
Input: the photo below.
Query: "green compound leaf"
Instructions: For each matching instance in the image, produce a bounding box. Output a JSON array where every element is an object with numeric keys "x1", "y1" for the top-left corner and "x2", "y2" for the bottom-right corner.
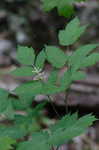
[
  {"x1": 0, "y1": 137, "x2": 16, "y2": 150},
  {"x1": 17, "y1": 114, "x2": 96, "y2": 150},
  {"x1": 10, "y1": 66, "x2": 35, "y2": 76},
  {"x1": 48, "y1": 114, "x2": 96, "y2": 146},
  {"x1": 17, "y1": 46, "x2": 35, "y2": 65},
  {"x1": 69, "y1": 44, "x2": 98, "y2": 66},
  {"x1": 49, "y1": 113, "x2": 78, "y2": 132},
  {"x1": 80, "y1": 53, "x2": 99, "y2": 68},
  {"x1": 14, "y1": 81, "x2": 61, "y2": 96},
  {"x1": 45, "y1": 46, "x2": 67, "y2": 68},
  {"x1": 59, "y1": 17, "x2": 87, "y2": 46},
  {"x1": 69, "y1": 44, "x2": 99, "y2": 72},
  {"x1": 35, "y1": 50, "x2": 46, "y2": 69},
  {"x1": 17, "y1": 132, "x2": 50, "y2": 150}
]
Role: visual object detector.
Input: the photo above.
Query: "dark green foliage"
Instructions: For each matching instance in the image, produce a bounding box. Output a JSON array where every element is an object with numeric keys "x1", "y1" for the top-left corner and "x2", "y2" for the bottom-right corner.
[
  {"x1": 17, "y1": 114, "x2": 95, "y2": 150},
  {"x1": 59, "y1": 18, "x2": 87, "y2": 46},
  {"x1": 0, "y1": 17, "x2": 98, "y2": 150},
  {"x1": 41, "y1": 0, "x2": 87, "y2": 17},
  {"x1": 17, "y1": 46, "x2": 35, "y2": 65},
  {"x1": 45, "y1": 46, "x2": 67, "y2": 68}
]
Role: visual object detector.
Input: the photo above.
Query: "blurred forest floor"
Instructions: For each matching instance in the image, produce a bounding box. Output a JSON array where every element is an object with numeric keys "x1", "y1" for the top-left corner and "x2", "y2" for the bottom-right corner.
[{"x1": 1, "y1": 0, "x2": 99, "y2": 150}]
